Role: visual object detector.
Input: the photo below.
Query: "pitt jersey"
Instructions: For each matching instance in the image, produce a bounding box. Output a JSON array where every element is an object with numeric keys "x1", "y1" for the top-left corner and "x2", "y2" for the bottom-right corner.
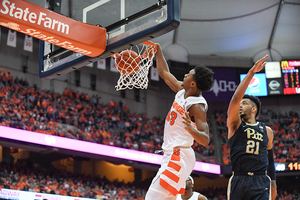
[
  {"x1": 162, "y1": 89, "x2": 208, "y2": 150},
  {"x1": 229, "y1": 120, "x2": 269, "y2": 172}
]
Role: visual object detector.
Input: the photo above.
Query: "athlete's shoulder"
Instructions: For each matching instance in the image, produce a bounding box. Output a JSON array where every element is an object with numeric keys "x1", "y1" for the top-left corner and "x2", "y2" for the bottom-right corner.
[
  {"x1": 176, "y1": 89, "x2": 185, "y2": 96},
  {"x1": 258, "y1": 121, "x2": 266, "y2": 126},
  {"x1": 185, "y1": 95, "x2": 207, "y2": 111},
  {"x1": 196, "y1": 192, "x2": 208, "y2": 200}
]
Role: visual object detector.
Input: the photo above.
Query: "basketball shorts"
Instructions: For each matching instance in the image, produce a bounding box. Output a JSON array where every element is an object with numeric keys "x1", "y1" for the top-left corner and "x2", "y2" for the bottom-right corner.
[
  {"x1": 227, "y1": 172, "x2": 271, "y2": 200},
  {"x1": 146, "y1": 147, "x2": 195, "y2": 199}
]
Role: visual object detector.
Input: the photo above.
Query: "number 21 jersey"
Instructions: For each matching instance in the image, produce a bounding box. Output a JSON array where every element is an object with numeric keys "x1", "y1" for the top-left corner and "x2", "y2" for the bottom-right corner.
[{"x1": 229, "y1": 120, "x2": 269, "y2": 172}]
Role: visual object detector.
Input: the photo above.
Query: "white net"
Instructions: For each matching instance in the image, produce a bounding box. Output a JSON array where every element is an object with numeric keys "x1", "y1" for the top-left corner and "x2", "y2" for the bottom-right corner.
[{"x1": 113, "y1": 41, "x2": 157, "y2": 91}]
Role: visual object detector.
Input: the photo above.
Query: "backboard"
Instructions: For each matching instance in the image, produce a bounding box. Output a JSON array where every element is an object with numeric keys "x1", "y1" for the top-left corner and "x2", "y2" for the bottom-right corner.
[{"x1": 38, "y1": 0, "x2": 180, "y2": 79}]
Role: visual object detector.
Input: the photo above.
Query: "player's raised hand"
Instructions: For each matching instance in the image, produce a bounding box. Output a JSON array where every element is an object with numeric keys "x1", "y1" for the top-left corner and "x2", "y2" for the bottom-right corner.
[
  {"x1": 143, "y1": 43, "x2": 157, "y2": 60},
  {"x1": 252, "y1": 55, "x2": 269, "y2": 73}
]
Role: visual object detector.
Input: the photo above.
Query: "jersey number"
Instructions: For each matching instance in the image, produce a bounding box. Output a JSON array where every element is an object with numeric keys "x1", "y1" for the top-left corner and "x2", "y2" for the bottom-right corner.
[
  {"x1": 246, "y1": 140, "x2": 259, "y2": 155},
  {"x1": 166, "y1": 111, "x2": 177, "y2": 125}
]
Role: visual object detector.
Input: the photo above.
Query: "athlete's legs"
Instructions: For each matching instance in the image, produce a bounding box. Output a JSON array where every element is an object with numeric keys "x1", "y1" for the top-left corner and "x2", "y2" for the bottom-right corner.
[
  {"x1": 228, "y1": 175, "x2": 270, "y2": 200},
  {"x1": 145, "y1": 173, "x2": 176, "y2": 200},
  {"x1": 228, "y1": 176, "x2": 249, "y2": 200},
  {"x1": 146, "y1": 147, "x2": 195, "y2": 200},
  {"x1": 251, "y1": 176, "x2": 271, "y2": 200}
]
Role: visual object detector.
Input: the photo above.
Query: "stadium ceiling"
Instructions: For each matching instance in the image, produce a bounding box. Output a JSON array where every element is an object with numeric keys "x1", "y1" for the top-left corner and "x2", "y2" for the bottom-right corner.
[{"x1": 152, "y1": 0, "x2": 300, "y2": 68}]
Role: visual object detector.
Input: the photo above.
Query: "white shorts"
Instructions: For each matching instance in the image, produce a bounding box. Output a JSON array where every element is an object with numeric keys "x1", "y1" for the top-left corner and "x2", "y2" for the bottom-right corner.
[{"x1": 147, "y1": 147, "x2": 195, "y2": 197}]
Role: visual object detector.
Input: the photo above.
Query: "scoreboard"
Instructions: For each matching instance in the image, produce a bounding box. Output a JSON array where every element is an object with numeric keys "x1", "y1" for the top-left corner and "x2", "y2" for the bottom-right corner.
[
  {"x1": 281, "y1": 60, "x2": 300, "y2": 95},
  {"x1": 240, "y1": 60, "x2": 300, "y2": 97},
  {"x1": 287, "y1": 162, "x2": 300, "y2": 171},
  {"x1": 275, "y1": 162, "x2": 300, "y2": 172}
]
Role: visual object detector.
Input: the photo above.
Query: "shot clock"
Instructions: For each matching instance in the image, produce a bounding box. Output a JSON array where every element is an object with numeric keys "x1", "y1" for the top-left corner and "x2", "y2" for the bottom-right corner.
[{"x1": 288, "y1": 162, "x2": 300, "y2": 171}]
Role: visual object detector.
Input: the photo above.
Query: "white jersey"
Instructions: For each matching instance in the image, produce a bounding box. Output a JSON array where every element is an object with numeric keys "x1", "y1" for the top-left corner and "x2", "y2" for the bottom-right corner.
[
  {"x1": 176, "y1": 192, "x2": 201, "y2": 200},
  {"x1": 162, "y1": 89, "x2": 208, "y2": 150}
]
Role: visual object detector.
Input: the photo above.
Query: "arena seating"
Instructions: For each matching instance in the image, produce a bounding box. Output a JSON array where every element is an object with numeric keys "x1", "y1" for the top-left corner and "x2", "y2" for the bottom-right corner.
[{"x1": 0, "y1": 72, "x2": 215, "y2": 163}]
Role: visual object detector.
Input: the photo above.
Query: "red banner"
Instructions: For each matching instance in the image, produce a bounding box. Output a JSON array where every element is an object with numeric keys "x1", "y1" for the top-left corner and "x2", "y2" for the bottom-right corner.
[{"x1": 0, "y1": 0, "x2": 106, "y2": 57}]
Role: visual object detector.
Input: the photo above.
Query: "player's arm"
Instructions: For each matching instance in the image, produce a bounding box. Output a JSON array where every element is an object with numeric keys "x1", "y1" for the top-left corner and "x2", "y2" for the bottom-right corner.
[
  {"x1": 183, "y1": 103, "x2": 210, "y2": 147},
  {"x1": 155, "y1": 43, "x2": 183, "y2": 93},
  {"x1": 227, "y1": 55, "x2": 269, "y2": 139},
  {"x1": 266, "y1": 126, "x2": 277, "y2": 200},
  {"x1": 198, "y1": 194, "x2": 208, "y2": 200}
]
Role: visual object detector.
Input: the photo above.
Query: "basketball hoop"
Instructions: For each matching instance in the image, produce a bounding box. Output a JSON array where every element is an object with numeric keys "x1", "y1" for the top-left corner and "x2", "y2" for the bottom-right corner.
[{"x1": 113, "y1": 41, "x2": 157, "y2": 91}]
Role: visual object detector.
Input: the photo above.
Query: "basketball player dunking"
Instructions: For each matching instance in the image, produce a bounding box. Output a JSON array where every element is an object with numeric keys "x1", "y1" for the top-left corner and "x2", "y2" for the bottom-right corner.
[
  {"x1": 145, "y1": 43, "x2": 214, "y2": 200},
  {"x1": 226, "y1": 55, "x2": 277, "y2": 200}
]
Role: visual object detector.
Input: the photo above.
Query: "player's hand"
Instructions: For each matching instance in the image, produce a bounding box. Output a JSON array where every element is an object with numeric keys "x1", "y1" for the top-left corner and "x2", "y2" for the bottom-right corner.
[
  {"x1": 144, "y1": 44, "x2": 157, "y2": 60},
  {"x1": 252, "y1": 55, "x2": 269, "y2": 73},
  {"x1": 183, "y1": 112, "x2": 194, "y2": 133},
  {"x1": 271, "y1": 187, "x2": 277, "y2": 200}
]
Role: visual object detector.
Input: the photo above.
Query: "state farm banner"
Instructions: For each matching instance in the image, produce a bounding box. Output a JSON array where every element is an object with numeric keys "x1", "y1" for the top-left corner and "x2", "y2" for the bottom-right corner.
[
  {"x1": 0, "y1": 188, "x2": 93, "y2": 200},
  {"x1": 202, "y1": 68, "x2": 238, "y2": 102},
  {"x1": 0, "y1": 0, "x2": 106, "y2": 57}
]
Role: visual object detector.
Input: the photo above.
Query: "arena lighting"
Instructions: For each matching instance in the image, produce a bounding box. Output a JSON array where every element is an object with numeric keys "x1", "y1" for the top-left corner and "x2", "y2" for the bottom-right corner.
[{"x1": 0, "y1": 126, "x2": 221, "y2": 174}]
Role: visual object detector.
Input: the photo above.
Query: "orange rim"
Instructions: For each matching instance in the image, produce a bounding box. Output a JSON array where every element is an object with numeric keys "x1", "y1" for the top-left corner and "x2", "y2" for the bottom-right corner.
[
  {"x1": 140, "y1": 41, "x2": 157, "y2": 58},
  {"x1": 110, "y1": 41, "x2": 157, "y2": 58}
]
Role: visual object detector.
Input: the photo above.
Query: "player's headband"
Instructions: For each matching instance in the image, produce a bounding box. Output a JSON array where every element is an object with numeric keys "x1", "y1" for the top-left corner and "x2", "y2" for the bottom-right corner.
[{"x1": 187, "y1": 176, "x2": 194, "y2": 184}]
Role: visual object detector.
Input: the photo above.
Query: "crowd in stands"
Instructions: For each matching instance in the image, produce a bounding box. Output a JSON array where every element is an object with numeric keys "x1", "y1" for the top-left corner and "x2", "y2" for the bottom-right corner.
[
  {"x1": 0, "y1": 159, "x2": 299, "y2": 200},
  {"x1": 259, "y1": 109, "x2": 300, "y2": 164},
  {"x1": 276, "y1": 176, "x2": 300, "y2": 200},
  {"x1": 0, "y1": 159, "x2": 147, "y2": 199},
  {"x1": 0, "y1": 72, "x2": 215, "y2": 163}
]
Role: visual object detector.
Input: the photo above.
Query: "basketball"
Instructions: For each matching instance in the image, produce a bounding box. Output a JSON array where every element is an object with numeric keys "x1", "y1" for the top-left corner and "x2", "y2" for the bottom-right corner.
[{"x1": 116, "y1": 50, "x2": 140, "y2": 75}]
